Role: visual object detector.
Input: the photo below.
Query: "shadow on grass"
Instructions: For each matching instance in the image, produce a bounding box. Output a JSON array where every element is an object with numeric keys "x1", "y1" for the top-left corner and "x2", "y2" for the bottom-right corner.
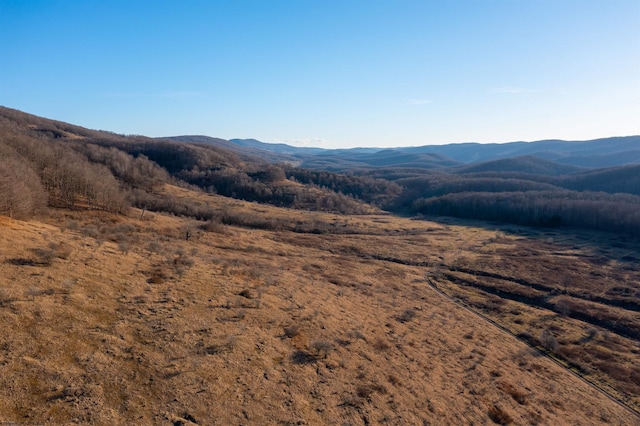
[{"x1": 290, "y1": 350, "x2": 317, "y2": 365}]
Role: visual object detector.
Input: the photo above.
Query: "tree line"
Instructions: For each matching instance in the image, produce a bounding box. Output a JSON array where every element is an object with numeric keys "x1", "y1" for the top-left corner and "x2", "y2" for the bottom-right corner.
[
  {"x1": 0, "y1": 108, "x2": 381, "y2": 219},
  {"x1": 0, "y1": 131, "x2": 126, "y2": 217},
  {"x1": 2, "y1": 105, "x2": 639, "y2": 237},
  {"x1": 411, "y1": 190, "x2": 640, "y2": 235}
]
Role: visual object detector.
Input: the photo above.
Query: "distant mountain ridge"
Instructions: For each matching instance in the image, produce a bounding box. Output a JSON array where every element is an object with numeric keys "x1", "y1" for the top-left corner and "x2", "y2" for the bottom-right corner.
[
  {"x1": 453, "y1": 155, "x2": 585, "y2": 176},
  {"x1": 404, "y1": 136, "x2": 640, "y2": 166},
  {"x1": 225, "y1": 136, "x2": 640, "y2": 171}
]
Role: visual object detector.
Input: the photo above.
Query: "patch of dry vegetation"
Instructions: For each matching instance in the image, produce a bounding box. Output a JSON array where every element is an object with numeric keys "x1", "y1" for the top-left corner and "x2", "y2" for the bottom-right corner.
[
  {"x1": 0, "y1": 192, "x2": 637, "y2": 424},
  {"x1": 427, "y1": 224, "x2": 640, "y2": 411}
]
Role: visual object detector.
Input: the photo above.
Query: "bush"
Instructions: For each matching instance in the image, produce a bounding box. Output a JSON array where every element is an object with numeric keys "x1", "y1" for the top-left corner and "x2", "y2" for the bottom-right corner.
[
  {"x1": 397, "y1": 308, "x2": 417, "y2": 323},
  {"x1": 499, "y1": 382, "x2": 527, "y2": 405},
  {"x1": 488, "y1": 405, "x2": 513, "y2": 425},
  {"x1": 283, "y1": 325, "x2": 300, "y2": 338},
  {"x1": 33, "y1": 247, "x2": 56, "y2": 266},
  {"x1": 540, "y1": 329, "x2": 558, "y2": 353},
  {"x1": 118, "y1": 242, "x2": 130, "y2": 254},
  {"x1": 372, "y1": 338, "x2": 390, "y2": 352},
  {"x1": 53, "y1": 242, "x2": 73, "y2": 259},
  {"x1": 201, "y1": 218, "x2": 226, "y2": 233},
  {"x1": 310, "y1": 340, "x2": 333, "y2": 359},
  {"x1": 0, "y1": 288, "x2": 11, "y2": 306},
  {"x1": 356, "y1": 383, "x2": 387, "y2": 399}
]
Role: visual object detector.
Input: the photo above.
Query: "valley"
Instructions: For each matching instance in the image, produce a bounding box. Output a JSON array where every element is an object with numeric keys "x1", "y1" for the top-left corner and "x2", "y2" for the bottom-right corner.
[
  {"x1": 0, "y1": 187, "x2": 638, "y2": 424},
  {"x1": 0, "y1": 106, "x2": 639, "y2": 424}
]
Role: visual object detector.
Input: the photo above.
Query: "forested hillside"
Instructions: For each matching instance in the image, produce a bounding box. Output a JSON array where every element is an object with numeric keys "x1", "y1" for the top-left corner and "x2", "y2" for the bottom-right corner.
[
  {"x1": 388, "y1": 160, "x2": 640, "y2": 235},
  {"x1": 0, "y1": 107, "x2": 391, "y2": 221},
  {"x1": 2, "y1": 106, "x2": 639, "y2": 236}
]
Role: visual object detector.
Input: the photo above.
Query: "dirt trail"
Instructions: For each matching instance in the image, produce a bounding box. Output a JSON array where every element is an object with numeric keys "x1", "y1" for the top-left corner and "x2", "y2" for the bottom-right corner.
[{"x1": 425, "y1": 275, "x2": 640, "y2": 420}]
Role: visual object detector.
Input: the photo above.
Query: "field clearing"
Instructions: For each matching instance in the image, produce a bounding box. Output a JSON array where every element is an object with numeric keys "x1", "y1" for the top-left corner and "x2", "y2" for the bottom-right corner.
[{"x1": 0, "y1": 190, "x2": 638, "y2": 424}]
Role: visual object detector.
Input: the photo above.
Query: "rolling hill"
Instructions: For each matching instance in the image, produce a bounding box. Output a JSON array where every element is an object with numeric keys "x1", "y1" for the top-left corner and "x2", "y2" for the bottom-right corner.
[
  {"x1": 1, "y1": 106, "x2": 639, "y2": 424},
  {"x1": 453, "y1": 155, "x2": 585, "y2": 176},
  {"x1": 219, "y1": 136, "x2": 640, "y2": 171}
]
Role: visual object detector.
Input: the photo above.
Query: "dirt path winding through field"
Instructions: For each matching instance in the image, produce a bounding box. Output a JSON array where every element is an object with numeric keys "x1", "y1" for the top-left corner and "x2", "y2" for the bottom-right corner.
[{"x1": 424, "y1": 275, "x2": 640, "y2": 420}]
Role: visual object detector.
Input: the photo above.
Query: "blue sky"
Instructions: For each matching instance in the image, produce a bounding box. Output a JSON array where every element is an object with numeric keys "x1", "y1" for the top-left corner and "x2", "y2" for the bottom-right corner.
[{"x1": 1, "y1": 0, "x2": 639, "y2": 148}]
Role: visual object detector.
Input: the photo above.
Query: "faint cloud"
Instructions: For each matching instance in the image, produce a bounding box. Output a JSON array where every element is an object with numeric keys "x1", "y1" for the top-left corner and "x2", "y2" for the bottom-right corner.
[
  {"x1": 407, "y1": 99, "x2": 432, "y2": 105},
  {"x1": 490, "y1": 87, "x2": 535, "y2": 94}
]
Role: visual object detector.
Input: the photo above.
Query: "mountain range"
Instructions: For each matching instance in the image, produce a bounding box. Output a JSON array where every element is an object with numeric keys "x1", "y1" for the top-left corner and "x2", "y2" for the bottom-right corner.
[
  {"x1": 161, "y1": 135, "x2": 640, "y2": 172},
  {"x1": 2, "y1": 105, "x2": 639, "y2": 235}
]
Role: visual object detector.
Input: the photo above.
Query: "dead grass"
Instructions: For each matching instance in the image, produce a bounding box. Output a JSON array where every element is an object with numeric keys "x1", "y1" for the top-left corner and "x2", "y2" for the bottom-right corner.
[{"x1": 0, "y1": 193, "x2": 637, "y2": 424}]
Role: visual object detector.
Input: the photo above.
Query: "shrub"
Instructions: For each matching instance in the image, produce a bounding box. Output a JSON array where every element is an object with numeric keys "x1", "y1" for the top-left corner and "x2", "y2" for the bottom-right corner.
[
  {"x1": 310, "y1": 340, "x2": 333, "y2": 359},
  {"x1": 397, "y1": 308, "x2": 418, "y2": 323},
  {"x1": 201, "y1": 218, "x2": 226, "y2": 233},
  {"x1": 173, "y1": 251, "x2": 194, "y2": 268},
  {"x1": 146, "y1": 241, "x2": 164, "y2": 254},
  {"x1": 225, "y1": 296, "x2": 244, "y2": 309},
  {"x1": 25, "y1": 286, "x2": 41, "y2": 301},
  {"x1": 540, "y1": 329, "x2": 558, "y2": 353},
  {"x1": 33, "y1": 247, "x2": 55, "y2": 266},
  {"x1": 499, "y1": 382, "x2": 527, "y2": 405},
  {"x1": 118, "y1": 242, "x2": 130, "y2": 254},
  {"x1": 81, "y1": 225, "x2": 100, "y2": 239},
  {"x1": 53, "y1": 242, "x2": 72, "y2": 259},
  {"x1": 0, "y1": 288, "x2": 11, "y2": 306},
  {"x1": 372, "y1": 338, "x2": 390, "y2": 352},
  {"x1": 356, "y1": 384, "x2": 374, "y2": 399},
  {"x1": 488, "y1": 405, "x2": 513, "y2": 425},
  {"x1": 387, "y1": 374, "x2": 400, "y2": 386},
  {"x1": 147, "y1": 266, "x2": 169, "y2": 284},
  {"x1": 283, "y1": 325, "x2": 300, "y2": 338},
  {"x1": 60, "y1": 220, "x2": 79, "y2": 232},
  {"x1": 346, "y1": 330, "x2": 366, "y2": 341}
]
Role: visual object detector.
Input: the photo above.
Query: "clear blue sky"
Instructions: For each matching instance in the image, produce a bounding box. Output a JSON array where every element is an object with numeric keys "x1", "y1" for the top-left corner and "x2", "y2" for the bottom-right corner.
[{"x1": 1, "y1": 0, "x2": 639, "y2": 148}]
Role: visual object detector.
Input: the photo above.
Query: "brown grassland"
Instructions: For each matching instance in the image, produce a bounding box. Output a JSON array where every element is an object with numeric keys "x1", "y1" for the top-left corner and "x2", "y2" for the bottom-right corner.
[{"x1": 0, "y1": 184, "x2": 638, "y2": 425}]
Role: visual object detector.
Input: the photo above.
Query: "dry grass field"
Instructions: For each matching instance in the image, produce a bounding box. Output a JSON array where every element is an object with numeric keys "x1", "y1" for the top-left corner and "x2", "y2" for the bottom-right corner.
[
  {"x1": 0, "y1": 185, "x2": 638, "y2": 425},
  {"x1": 428, "y1": 221, "x2": 640, "y2": 410}
]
